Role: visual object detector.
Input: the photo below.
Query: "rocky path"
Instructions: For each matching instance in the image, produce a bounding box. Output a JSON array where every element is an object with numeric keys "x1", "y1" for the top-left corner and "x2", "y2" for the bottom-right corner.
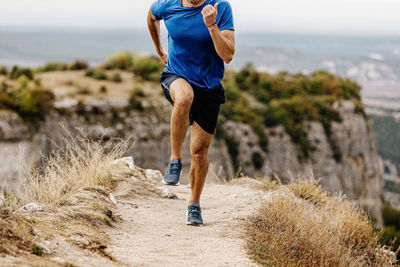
[{"x1": 107, "y1": 181, "x2": 262, "y2": 266}]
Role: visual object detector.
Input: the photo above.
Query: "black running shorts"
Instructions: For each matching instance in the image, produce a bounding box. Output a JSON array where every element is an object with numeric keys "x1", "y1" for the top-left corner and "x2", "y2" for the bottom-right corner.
[{"x1": 160, "y1": 71, "x2": 226, "y2": 135}]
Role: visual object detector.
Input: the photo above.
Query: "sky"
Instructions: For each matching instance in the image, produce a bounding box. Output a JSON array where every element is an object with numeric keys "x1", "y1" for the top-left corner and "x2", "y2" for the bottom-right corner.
[{"x1": 1, "y1": 0, "x2": 400, "y2": 35}]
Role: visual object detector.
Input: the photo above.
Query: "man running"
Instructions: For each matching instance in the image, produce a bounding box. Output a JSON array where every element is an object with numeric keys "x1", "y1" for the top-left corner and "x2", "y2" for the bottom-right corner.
[{"x1": 147, "y1": 0, "x2": 235, "y2": 226}]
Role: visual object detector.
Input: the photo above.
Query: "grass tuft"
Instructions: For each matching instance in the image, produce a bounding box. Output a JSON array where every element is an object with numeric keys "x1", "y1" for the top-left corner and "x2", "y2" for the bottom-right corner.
[
  {"x1": 19, "y1": 126, "x2": 132, "y2": 206},
  {"x1": 245, "y1": 178, "x2": 398, "y2": 266}
]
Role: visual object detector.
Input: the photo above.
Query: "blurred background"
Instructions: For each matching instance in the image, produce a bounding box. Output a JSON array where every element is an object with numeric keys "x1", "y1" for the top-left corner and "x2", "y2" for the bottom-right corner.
[{"x1": 1, "y1": 0, "x2": 400, "y2": 256}]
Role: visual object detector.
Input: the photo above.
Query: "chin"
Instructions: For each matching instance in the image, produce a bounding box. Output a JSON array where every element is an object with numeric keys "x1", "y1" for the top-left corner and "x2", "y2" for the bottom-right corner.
[{"x1": 188, "y1": 0, "x2": 204, "y2": 5}]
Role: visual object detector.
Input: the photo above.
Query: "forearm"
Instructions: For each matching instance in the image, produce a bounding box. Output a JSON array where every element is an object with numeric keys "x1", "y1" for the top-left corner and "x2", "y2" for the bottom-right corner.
[
  {"x1": 208, "y1": 25, "x2": 235, "y2": 64},
  {"x1": 147, "y1": 11, "x2": 163, "y2": 54}
]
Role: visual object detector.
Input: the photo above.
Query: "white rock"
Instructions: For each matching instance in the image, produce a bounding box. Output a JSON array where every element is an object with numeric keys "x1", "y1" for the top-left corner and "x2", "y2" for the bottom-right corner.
[
  {"x1": 109, "y1": 193, "x2": 117, "y2": 205},
  {"x1": 68, "y1": 235, "x2": 90, "y2": 246},
  {"x1": 18, "y1": 203, "x2": 44, "y2": 213},
  {"x1": 157, "y1": 187, "x2": 178, "y2": 199},
  {"x1": 37, "y1": 240, "x2": 52, "y2": 255},
  {"x1": 145, "y1": 169, "x2": 163, "y2": 180},
  {"x1": 112, "y1": 156, "x2": 135, "y2": 170}
]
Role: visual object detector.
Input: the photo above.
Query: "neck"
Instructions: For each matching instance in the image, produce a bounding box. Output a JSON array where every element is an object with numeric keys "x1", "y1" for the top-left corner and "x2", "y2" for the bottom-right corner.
[{"x1": 182, "y1": 0, "x2": 205, "y2": 7}]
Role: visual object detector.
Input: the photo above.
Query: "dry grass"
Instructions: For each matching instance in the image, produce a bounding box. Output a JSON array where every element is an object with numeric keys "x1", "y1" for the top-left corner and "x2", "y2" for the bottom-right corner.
[
  {"x1": 18, "y1": 128, "x2": 131, "y2": 207},
  {"x1": 245, "y1": 178, "x2": 399, "y2": 267},
  {"x1": 0, "y1": 128, "x2": 163, "y2": 265}
]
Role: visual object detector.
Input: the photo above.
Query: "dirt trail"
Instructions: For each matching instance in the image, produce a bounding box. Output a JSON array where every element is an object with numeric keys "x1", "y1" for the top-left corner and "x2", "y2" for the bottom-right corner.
[{"x1": 107, "y1": 180, "x2": 262, "y2": 266}]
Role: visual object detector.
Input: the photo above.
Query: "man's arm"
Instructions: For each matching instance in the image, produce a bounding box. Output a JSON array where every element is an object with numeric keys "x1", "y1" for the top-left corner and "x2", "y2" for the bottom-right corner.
[
  {"x1": 147, "y1": 8, "x2": 168, "y2": 64},
  {"x1": 201, "y1": 3, "x2": 235, "y2": 64}
]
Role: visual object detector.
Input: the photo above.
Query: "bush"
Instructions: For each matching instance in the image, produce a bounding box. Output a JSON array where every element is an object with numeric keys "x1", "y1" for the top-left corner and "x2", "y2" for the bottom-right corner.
[
  {"x1": 245, "y1": 179, "x2": 398, "y2": 266},
  {"x1": 104, "y1": 52, "x2": 134, "y2": 70},
  {"x1": 10, "y1": 66, "x2": 34, "y2": 80},
  {"x1": 0, "y1": 66, "x2": 7, "y2": 75},
  {"x1": 134, "y1": 56, "x2": 163, "y2": 81},
  {"x1": 85, "y1": 69, "x2": 108, "y2": 80},
  {"x1": 37, "y1": 62, "x2": 68, "y2": 72},
  {"x1": 381, "y1": 201, "x2": 400, "y2": 261},
  {"x1": 69, "y1": 60, "x2": 89, "y2": 70},
  {"x1": 111, "y1": 73, "x2": 123, "y2": 83},
  {"x1": 99, "y1": 85, "x2": 107, "y2": 93},
  {"x1": 129, "y1": 86, "x2": 145, "y2": 111},
  {"x1": 131, "y1": 86, "x2": 145, "y2": 98}
]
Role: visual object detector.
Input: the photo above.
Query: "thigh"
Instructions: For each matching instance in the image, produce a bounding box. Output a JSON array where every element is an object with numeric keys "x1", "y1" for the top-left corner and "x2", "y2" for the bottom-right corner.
[
  {"x1": 169, "y1": 78, "x2": 194, "y2": 104},
  {"x1": 190, "y1": 121, "x2": 213, "y2": 155}
]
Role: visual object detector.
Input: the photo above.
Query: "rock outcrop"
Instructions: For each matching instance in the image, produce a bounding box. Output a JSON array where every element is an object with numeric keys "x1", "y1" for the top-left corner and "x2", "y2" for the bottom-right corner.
[{"x1": 0, "y1": 100, "x2": 384, "y2": 224}]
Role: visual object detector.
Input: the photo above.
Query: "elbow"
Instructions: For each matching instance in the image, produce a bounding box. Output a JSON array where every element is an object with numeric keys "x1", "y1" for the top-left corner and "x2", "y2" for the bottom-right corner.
[
  {"x1": 223, "y1": 54, "x2": 234, "y2": 64},
  {"x1": 224, "y1": 57, "x2": 233, "y2": 64},
  {"x1": 223, "y1": 49, "x2": 235, "y2": 64}
]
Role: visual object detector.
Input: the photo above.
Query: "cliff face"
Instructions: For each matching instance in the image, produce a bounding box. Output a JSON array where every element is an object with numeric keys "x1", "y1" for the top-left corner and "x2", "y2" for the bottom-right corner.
[
  {"x1": 0, "y1": 99, "x2": 383, "y2": 224},
  {"x1": 220, "y1": 101, "x2": 383, "y2": 225}
]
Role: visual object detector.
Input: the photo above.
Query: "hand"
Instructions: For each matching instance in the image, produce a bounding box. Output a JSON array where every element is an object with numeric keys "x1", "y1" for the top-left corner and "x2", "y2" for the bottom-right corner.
[
  {"x1": 157, "y1": 47, "x2": 168, "y2": 64},
  {"x1": 201, "y1": 3, "x2": 219, "y2": 28}
]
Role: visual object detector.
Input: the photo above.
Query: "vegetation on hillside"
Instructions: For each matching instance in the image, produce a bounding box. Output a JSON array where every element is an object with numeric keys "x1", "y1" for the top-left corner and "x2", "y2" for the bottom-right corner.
[
  {"x1": 381, "y1": 200, "x2": 400, "y2": 261},
  {"x1": 220, "y1": 63, "x2": 364, "y2": 159},
  {"x1": 0, "y1": 76, "x2": 54, "y2": 120},
  {"x1": 244, "y1": 178, "x2": 398, "y2": 266},
  {"x1": 370, "y1": 115, "x2": 400, "y2": 171}
]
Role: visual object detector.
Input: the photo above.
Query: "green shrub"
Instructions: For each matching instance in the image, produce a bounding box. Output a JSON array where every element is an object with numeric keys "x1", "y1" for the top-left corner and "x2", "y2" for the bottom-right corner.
[
  {"x1": 104, "y1": 52, "x2": 134, "y2": 70},
  {"x1": 16, "y1": 86, "x2": 54, "y2": 120},
  {"x1": 10, "y1": 66, "x2": 34, "y2": 80},
  {"x1": 134, "y1": 56, "x2": 163, "y2": 81},
  {"x1": 0, "y1": 81, "x2": 54, "y2": 120},
  {"x1": 37, "y1": 62, "x2": 68, "y2": 72},
  {"x1": 85, "y1": 69, "x2": 108, "y2": 80},
  {"x1": 129, "y1": 86, "x2": 145, "y2": 111},
  {"x1": 0, "y1": 66, "x2": 7, "y2": 75},
  {"x1": 112, "y1": 73, "x2": 123, "y2": 83},
  {"x1": 131, "y1": 86, "x2": 146, "y2": 98},
  {"x1": 99, "y1": 85, "x2": 107, "y2": 93},
  {"x1": 69, "y1": 60, "x2": 89, "y2": 70},
  {"x1": 381, "y1": 201, "x2": 400, "y2": 261}
]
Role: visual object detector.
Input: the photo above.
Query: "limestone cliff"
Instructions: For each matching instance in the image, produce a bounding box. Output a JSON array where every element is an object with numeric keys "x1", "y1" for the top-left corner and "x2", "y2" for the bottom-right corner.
[{"x1": 0, "y1": 99, "x2": 384, "y2": 224}]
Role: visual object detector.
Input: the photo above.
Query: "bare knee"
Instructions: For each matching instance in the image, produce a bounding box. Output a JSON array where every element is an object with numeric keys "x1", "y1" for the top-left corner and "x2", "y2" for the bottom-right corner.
[
  {"x1": 174, "y1": 95, "x2": 193, "y2": 111},
  {"x1": 170, "y1": 79, "x2": 194, "y2": 111},
  {"x1": 191, "y1": 146, "x2": 209, "y2": 162}
]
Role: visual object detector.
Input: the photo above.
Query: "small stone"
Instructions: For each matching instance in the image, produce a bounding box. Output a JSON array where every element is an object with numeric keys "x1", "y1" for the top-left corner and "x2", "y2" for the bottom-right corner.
[
  {"x1": 37, "y1": 240, "x2": 52, "y2": 255},
  {"x1": 0, "y1": 195, "x2": 5, "y2": 207},
  {"x1": 158, "y1": 187, "x2": 178, "y2": 199},
  {"x1": 109, "y1": 193, "x2": 117, "y2": 205},
  {"x1": 112, "y1": 157, "x2": 135, "y2": 170},
  {"x1": 18, "y1": 203, "x2": 44, "y2": 213},
  {"x1": 68, "y1": 235, "x2": 90, "y2": 247},
  {"x1": 145, "y1": 169, "x2": 163, "y2": 180}
]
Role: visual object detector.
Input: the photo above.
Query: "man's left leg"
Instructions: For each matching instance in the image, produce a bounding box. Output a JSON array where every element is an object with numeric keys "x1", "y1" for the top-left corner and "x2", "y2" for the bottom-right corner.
[
  {"x1": 189, "y1": 121, "x2": 213, "y2": 204},
  {"x1": 186, "y1": 121, "x2": 213, "y2": 226}
]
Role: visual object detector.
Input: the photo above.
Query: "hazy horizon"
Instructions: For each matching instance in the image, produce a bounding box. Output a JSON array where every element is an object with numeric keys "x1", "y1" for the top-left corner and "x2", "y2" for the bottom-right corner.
[{"x1": 1, "y1": 0, "x2": 400, "y2": 36}]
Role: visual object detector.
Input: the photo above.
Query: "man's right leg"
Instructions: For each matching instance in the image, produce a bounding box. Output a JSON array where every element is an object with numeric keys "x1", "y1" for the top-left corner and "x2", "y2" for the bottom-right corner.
[{"x1": 169, "y1": 78, "x2": 194, "y2": 162}]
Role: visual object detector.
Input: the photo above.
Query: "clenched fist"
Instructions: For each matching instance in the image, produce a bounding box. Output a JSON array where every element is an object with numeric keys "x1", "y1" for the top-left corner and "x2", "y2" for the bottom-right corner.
[{"x1": 201, "y1": 3, "x2": 219, "y2": 27}]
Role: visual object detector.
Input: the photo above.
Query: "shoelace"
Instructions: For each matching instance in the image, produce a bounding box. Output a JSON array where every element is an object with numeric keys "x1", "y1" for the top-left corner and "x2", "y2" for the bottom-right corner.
[
  {"x1": 188, "y1": 206, "x2": 201, "y2": 218},
  {"x1": 168, "y1": 162, "x2": 181, "y2": 175}
]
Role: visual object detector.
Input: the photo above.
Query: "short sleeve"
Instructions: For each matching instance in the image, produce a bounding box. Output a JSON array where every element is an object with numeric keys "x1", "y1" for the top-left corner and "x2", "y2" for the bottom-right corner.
[
  {"x1": 217, "y1": 1, "x2": 235, "y2": 31},
  {"x1": 151, "y1": 0, "x2": 164, "y2": 21}
]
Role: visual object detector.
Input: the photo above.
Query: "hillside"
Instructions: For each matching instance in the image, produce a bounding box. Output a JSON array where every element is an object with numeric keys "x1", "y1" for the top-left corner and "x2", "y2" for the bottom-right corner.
[
  {"x1": 0, "y1": 53, "x2": 385, "y2": 224},
  {"x1": 0, "y1": 134, "x2": 397, "y2": 266}
]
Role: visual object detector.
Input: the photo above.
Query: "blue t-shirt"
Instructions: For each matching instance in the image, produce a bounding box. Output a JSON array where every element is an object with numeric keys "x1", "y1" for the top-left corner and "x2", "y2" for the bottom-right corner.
[{"x1": 151, "y1": 0, "x2": 234, "y2": 90}]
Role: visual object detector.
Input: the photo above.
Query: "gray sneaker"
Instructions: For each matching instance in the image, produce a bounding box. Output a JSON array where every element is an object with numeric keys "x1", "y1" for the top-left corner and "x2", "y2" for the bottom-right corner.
[
  {"x1": 162, "y1": 158, "x2": 182, "y2": 186},
  {"x1": 186, "y1": 202, "x2": 203, "y2": 226}
]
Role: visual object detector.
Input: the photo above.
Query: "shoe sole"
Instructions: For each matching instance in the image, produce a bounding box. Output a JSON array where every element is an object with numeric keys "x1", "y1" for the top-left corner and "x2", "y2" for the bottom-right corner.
[
  {"x1": 162, "y1": 169, "x2": 182, "y2": 186},
  {"x1": 186, "y1": 221, "x2": 203, "y2": 227},
  {"x1": 185, "y1": 210, "x2": 203, "y2": 227},
  {"x1": 162, "y1": 180, "x2": 180, "y2": 186}
]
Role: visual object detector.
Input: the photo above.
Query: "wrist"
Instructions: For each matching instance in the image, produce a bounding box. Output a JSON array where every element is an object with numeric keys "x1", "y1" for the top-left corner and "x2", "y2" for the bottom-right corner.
[{"x1": 207, "y1": 23, "x2": 218, "y2": 30}]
